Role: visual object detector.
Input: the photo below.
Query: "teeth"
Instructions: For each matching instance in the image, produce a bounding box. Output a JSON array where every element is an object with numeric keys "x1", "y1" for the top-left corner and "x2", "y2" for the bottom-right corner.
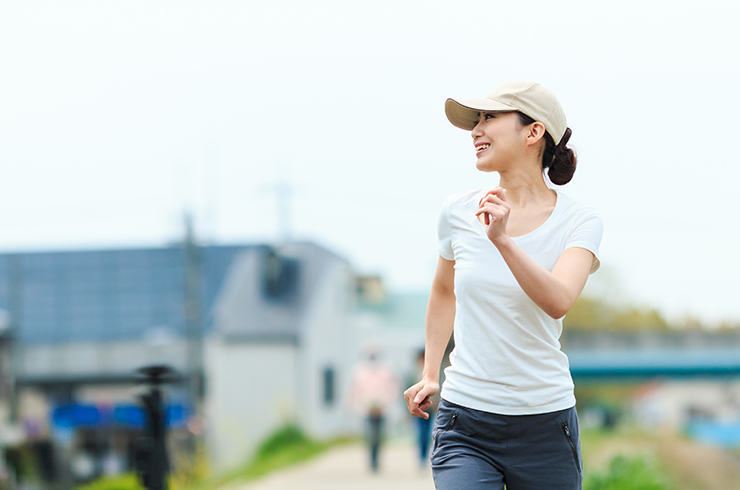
[{"x1": 477, "y1": 144, "x2": 490, "y2": 151}]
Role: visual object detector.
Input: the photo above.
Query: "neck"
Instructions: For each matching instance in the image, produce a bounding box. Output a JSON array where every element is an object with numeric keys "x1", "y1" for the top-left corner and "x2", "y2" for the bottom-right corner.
[{"x1": 497, "y1": 169, "x2": 554, "y2": 209}]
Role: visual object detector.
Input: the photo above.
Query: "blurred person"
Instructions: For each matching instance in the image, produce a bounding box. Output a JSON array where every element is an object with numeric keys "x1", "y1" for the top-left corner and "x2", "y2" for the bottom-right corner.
[
  {"x1": 404, "y1": 80, "x2": 603, "y2": 490},
  {"x1": 347, "y1": 347, "x2": 401, "y2": 473}
]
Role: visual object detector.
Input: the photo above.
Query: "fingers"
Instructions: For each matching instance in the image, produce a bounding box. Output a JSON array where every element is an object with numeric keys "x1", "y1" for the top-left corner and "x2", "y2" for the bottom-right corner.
[
  {"x1": 475, "y1": 203, "x2": 504, "y2": 222},
  {"x1": 477, "y1": 188, "x2": 510, "y2": 227},
  {"x1": 415, "y1": 409, "x2": 430, "y2": 420},
  {"x1": 414, "y1": 382, "x2": 439, "y2": 403},
  {"x1": 479, "y1": 193, "x2": 506, "y2": 207},
  {"x1": 406, "y1": 393, "x2": 430, "y2": 418},
  {"x1": 475, "y1": 208, "x2": 493, "y2": 224},
  {"x1": 403, "y1": 385, "x2": 423, "y2": 416},
  {"x1": 480, "y1": 187, "x2": 507, "y2": 203},
  {"x1": 481, "y1": 186, "x2": 502, "y2": 198},
  {"x1": 403, "y1": 387, "x2": 415, "y2": 405},
  {"x1": 404, "y1": 381, "x2": 437, "y2": 419}
]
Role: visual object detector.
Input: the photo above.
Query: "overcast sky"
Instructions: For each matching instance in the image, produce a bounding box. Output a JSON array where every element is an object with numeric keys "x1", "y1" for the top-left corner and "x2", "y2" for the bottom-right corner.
[{"x1": 1, "y1": 0, "x2": 739, "y2": 325}]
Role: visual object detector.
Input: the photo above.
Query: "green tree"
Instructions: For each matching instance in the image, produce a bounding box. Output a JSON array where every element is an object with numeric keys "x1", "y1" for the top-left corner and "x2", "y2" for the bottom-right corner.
[{"x1": 564, "y1": 296, "x2": 669, "y2": 331}]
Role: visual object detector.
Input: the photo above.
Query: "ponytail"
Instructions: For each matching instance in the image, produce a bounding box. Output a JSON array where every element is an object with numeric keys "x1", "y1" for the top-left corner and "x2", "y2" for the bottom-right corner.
[{"x1": 517, "y1": 112, "x2": 577, "y2": 185}]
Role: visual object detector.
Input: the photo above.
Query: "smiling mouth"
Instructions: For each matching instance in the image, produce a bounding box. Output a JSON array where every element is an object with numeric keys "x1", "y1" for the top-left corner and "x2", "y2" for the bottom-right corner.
[{"x1": 476, "y1": 144, "x2": 490, "y2": 154}]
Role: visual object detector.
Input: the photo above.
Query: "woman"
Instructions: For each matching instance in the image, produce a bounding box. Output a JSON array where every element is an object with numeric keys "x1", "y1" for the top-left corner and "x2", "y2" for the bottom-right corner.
[{"x1": 403, "y1": 80, "x2": 602, "y2": 490}]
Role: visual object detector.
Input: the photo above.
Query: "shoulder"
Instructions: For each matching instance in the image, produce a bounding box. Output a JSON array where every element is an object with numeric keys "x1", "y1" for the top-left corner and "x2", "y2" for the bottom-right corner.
[
  {"x1": 555, "y1": 191, "x2": 602, "y2": 224},
  {"x1": 553, "y1": 191, "x2": 604, "y2": 271},
  {"x1": 442, "y1": 188, "x2": 485, "y2": 214}
]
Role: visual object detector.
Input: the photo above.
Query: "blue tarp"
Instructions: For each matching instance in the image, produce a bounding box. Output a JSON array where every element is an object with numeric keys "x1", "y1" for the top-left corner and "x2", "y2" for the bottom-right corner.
[
  {"x1": 686, "y1": 420, "x2": 740, "y2": 448},
  {"x1": 52, "y1": 403, "x2": 189, "y2": 429}
]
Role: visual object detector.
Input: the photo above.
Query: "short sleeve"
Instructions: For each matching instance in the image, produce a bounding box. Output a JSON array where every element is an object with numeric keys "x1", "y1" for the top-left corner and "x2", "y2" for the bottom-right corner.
[
  {"x1": 565, "y1": 213, "x2": 603, "y2": 274},
  {"x1": 438, "y1": 196, "x2": 454, "y2": 261}
]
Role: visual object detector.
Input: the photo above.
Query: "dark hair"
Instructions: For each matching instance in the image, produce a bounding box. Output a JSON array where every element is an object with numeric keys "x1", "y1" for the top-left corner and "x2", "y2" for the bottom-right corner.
[{"x1": 517, "y1": 112, "x2": 576, "y2": 185}]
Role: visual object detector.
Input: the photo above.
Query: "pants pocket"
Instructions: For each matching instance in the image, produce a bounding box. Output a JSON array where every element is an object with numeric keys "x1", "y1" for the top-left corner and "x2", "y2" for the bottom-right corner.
[
  {"x1": 431, "y1": 404, "x2": 459, "y2": 460},
  {"x1": 562, "y1": 421, "x2": 582, "y2": 475}
]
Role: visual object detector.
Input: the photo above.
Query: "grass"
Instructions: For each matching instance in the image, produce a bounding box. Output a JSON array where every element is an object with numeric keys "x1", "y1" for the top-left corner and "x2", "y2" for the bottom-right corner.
[
  {"x1": 76, "y1": 425, "x2": 353, "y2": 490},
  {"x1": 584, "y1": 454, "x2": 673, "y2": 490},
  {"x1": 223, "y1": 426, "x2": 336, "y2": 483},
  {"x1": 190, "y1": 425, "x2": 353, "y2": 490},
  {"x1": 581, "y1": 426, "x2": 740, "y2": 490},
  {"x1": 72, "y1": 424, "x2": 740, "y2": 490},
  {"x1": 76, "y1": 474, "x2": 144, "y2": 490}
]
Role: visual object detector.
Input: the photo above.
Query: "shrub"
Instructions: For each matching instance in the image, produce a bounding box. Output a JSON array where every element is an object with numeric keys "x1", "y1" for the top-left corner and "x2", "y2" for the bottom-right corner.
[
  {"x1": 255, "y1": 425, "x2": 311, "y2": 460},
  {"x1": 75, "y1": 473, "x2": 144, "y2": 490},
  {"x1": 584, "y1": 455, "x2": 672, "y2": 490}
]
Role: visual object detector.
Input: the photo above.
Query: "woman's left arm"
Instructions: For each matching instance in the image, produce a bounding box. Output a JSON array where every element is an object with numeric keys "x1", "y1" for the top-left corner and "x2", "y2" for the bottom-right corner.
[{"x1": 477, "y1": 188, "x2": 594, "y2": 319}]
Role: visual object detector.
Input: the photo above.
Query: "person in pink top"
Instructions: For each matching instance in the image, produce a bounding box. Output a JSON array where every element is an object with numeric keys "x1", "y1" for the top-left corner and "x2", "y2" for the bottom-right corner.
[{"x1": 347, "y1": 349, "x2": 401, "y2": 472}]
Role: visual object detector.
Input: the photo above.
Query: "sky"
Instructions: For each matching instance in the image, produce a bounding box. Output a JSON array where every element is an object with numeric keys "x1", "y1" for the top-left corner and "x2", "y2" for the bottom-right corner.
[{"x1": 1, "y1": 0, "x2": 739, "y2": 325}]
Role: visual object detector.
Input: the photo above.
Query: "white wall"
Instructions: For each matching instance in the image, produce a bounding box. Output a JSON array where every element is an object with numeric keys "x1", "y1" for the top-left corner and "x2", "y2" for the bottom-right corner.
[
  {"x1": 633, "y1": 380, "x2": 740, "y2": 429},
  {"x1": 204, "y1": 341, "x2": 297, "y2": 472},
  {"x1": 20, "y1": 340, "x2": 190, "y2": 381},
  {"x1": 297, "y1": 260, "x2": 355, "y2": 439}
]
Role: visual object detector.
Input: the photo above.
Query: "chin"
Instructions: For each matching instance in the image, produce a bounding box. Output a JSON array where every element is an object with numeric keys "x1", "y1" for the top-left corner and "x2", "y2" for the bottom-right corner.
[{"x1": 475, "y1": 161, "x2": 497, "y2": 173}]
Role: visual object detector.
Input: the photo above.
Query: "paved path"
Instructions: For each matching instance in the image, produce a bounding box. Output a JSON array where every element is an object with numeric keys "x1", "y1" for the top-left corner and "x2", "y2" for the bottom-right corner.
[{"x1": 223, "y1": 443, "x2": 434, "y2": 490}]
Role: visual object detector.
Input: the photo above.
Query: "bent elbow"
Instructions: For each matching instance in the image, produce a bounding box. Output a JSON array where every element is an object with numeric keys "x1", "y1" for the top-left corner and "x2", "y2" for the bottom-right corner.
[
  {"x1": 547, "y1": 308, "x2": 568, "y2": 320},
  {"x1": 431, "y1": 284, "x2": 455, "y2": 303},
  {"x1": 545, "y1": 298, "x2": 576, "y2": 320}
]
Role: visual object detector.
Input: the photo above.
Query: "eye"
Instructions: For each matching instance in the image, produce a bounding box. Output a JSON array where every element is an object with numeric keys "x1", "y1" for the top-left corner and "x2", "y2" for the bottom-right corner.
[{"x1": 484, "y1": 113, "x2": 496, "y2": 120}]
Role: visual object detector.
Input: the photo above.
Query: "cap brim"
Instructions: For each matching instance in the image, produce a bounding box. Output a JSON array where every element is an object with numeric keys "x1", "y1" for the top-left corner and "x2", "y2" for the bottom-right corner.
[{"x1": 445, "y1": 97, "x2": 517, "y2": 130}]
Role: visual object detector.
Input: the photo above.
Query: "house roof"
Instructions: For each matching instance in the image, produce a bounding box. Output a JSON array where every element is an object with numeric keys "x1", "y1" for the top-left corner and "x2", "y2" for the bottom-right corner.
[
  {"x1": 210, "y1": 242, "x2": 350, "y2": 343},
  {"x1": 0, "y1": 243, "x2": 341, "y2": 344}
]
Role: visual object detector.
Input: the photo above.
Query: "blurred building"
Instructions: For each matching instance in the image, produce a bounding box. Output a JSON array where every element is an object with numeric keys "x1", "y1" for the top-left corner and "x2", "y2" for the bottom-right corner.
[
  {"x1": 0, "y1": 241, "x2": 429, "y2": 480},
  {"x1": 205, "y1": 245, "x2": 431, "y2": 471},
  {"x1": 564, "y1": 330, "x2": 740, "y2": 448},
  {"x1": 205, "y1": 242, "x2": 357, "y2": 471},
  {"x1": 0, "y1": 243, "x2": 252, "y2": 483}
]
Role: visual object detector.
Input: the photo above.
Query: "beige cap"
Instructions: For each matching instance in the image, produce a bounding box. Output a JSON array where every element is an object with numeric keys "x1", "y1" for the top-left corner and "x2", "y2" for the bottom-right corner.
[{"x1": 445, "y1": 80, "x2": 568, "y2": 145}]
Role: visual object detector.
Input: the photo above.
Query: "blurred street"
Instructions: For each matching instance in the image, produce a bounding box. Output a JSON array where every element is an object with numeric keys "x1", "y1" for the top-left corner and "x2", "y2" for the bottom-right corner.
[{"x1": 221, "y1": 442, "x2": 434, "y2": 490}]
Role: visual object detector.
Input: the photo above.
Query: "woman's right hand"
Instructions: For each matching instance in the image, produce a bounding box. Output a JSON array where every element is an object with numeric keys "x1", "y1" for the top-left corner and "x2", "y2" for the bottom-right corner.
[{"x1": 404, "y1": 378, "x2": 439, "y2": 419}]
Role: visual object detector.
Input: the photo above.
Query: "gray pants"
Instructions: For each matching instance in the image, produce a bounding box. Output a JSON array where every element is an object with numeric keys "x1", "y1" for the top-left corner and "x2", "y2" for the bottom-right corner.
[{"x1": 431, "y1": 399, "x2": 582, "y2": 490}]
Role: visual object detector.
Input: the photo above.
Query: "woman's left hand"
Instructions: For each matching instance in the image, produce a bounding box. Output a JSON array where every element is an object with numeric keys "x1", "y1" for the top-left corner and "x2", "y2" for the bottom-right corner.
[{"x1": 476, "y1": 187, "x2": 510, "y2": 244}]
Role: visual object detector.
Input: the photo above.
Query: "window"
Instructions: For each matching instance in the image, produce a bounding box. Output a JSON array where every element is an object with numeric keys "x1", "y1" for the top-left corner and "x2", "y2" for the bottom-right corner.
[
  {"x1": 261, "y1": 250, "x2": 299, "y2": 301},
  {"x1": 322, "y1": 366, "x2": 335, "y2": 407}
]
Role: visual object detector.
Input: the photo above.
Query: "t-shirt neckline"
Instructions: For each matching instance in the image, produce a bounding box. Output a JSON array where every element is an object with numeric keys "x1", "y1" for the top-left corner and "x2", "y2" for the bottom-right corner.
[{"x1": 473, "y1": 188, "x2": 562, "y2": 242}]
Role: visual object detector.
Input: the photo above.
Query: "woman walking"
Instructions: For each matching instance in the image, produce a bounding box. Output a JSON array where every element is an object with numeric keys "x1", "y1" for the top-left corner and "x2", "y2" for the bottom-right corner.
[{"x1": 404, "y1": 80, "x2": 602, "y2": 489}]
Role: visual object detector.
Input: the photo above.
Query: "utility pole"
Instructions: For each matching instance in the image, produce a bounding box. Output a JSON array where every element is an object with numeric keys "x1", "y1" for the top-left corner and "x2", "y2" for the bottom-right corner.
[
  {"x1": 7, "y1": 254, "x2": 23, "y2": 423},
  {"x1": 273, "y1": 180, "x2": 293, "y2": 244},
  {"x1": 183, "y1": 213, "x2": 202, "y2": 415},
  {"x1": 261, "y1": 180, "x2": 294, "y2": 244}
]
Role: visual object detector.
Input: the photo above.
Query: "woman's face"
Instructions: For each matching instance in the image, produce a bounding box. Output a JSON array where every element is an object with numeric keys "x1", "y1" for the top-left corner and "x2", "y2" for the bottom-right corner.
[{"x1": 470, "y1": 111, "x2": 527, "y2": 172}]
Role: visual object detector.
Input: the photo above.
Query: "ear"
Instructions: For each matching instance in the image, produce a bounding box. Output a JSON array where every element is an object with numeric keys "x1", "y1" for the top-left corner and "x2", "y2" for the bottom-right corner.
[{"x1": 525, "y1": 121, "x2": 547, "y2": 147}]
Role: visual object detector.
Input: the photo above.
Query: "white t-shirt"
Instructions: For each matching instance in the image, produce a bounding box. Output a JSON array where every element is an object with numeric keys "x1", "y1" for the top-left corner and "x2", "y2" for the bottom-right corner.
[{"x1": 438, "y1": 188, "x2": 603, "y2": 415}]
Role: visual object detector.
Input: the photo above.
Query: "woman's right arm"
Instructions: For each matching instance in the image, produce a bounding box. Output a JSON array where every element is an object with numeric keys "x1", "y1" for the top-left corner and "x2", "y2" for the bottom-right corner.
[{"x1": 403, "y1": 256, "x2": 455, "y2": 419}]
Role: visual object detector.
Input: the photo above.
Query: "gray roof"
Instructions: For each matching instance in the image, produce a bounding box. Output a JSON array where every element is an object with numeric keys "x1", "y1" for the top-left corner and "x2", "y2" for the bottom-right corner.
[
  {"x1": 211, "y1": 242, "x2": 349, "y2": 343},
  {"x1": 0, "y1": 243, "x2": 331, "y2": 345}
]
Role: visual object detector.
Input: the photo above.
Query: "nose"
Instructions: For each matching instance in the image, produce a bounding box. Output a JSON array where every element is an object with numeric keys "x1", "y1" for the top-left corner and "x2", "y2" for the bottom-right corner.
[{"x1": 471, "y1": 115, "x2": 484, "y2": 138}]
